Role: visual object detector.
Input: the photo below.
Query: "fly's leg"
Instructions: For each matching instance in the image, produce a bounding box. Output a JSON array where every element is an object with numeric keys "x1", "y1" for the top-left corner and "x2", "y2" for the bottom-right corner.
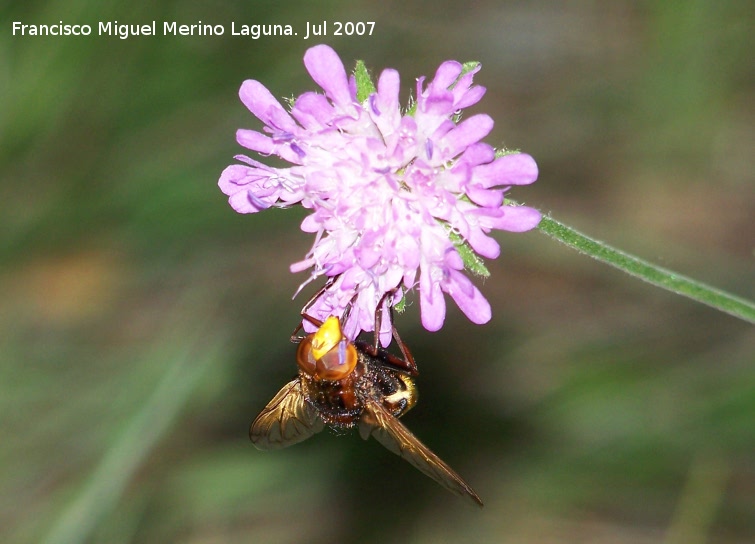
[
  {"x1": 291, "y1": 277, "x2": 338, "y2": 342},
  {"x1": 370, "y1": 290, "x2": 418, "y2": 376}
]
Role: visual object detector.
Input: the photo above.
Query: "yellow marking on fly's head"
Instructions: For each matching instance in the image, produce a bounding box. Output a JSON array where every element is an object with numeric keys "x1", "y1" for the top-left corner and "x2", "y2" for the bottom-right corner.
[{"x1": 310, "y1": 316, "x2": 344, "y2": 360}]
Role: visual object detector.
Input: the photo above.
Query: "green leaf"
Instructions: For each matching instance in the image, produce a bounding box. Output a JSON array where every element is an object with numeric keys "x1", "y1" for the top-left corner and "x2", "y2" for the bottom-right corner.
[
  {"x1": 406, "y1": 98, "x2": 417, "y2": 117},
  {"x1": 354, "y1": 60, "x2": 376, "y2": 103},
  {"x1": 495, "y1": 148, "x2": 521, "y2": 158},
  {"x1": 449, "y1": 230, "x2": 490, "y2": 277},
  {"x1": 459, "y1": 61, "x2": 481, "y2": 78},
  {"x1": 41, "y1": 319, "x2": 226, "y2": 544}
]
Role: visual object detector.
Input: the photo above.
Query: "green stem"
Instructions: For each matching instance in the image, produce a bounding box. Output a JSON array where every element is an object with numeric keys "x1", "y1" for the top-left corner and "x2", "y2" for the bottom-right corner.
[{"x1": 536, "y1": 214, "x2": 755, "y2": 324}]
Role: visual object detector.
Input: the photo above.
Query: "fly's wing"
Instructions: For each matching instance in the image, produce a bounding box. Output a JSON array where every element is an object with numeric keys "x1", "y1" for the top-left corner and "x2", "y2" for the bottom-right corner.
[
  {"x1": 360, "y1": 399, "x2": 483, "y2": 507},
  {"x1": 250, "y1": 379, "x2": 324, "y2": 450}
]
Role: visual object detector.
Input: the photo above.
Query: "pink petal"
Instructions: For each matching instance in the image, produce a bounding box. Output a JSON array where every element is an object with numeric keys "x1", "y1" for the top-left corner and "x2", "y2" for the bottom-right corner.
[
  {"x1": 467, "y1": 229, "x2": 501, "y2": 259},
  {"x1": 428, "y1": 61, "x2": 463, "y2": 94},
  {"x1": 239, "y1": 80, "x2": 297, "y2": 132},
  {"x1": 445, "y1": 270, "x2": 491, "y2": 324},
  {"x1": 236, "y1": 129, "x2": 275, "y2": 154},
  {"x1": 371, "y1": 69, "x2": 401, "y2": 137},
  {"x1": 376, "y1": 69, "x2": 400, "y2": 111},
  {"x1": 291, "y1": 92, "x2": 336, "y2": 128},
  {"x1": 455, "y1": 85, "x2": 486, "y2": 109},
  {"x1": 475, "y1": 153, "x2": 538, "y2": 187},
  {"x1": 467, "y1": 186, "x2": 504, "y2": 208},
  {"x1": 459, "y1": 142, "x2": 495, "y2": 167},
  {"x1": 420, "y1": 267, "x2": 446, "y2": 331},
  {"x1": 290, "y1": 257, "x2": 314, "y2": 273},
  {"x1": 300, "y1": 214, "x2": 321, "y2": 233},
  {"x1": 218, "y1": 164, "x2": 253, "y2": 195},
  {"x1": 489, "y1": 206, "x2": 542, "y2": 232},
  {"x1": 442, "y1": 114, "x2": 493, "y2": 157},
  {"x1": 303, "y1": 45, "x2": 352, "y2": 107},
  {"x1": 228, "y1": 189, "x2": 269, "y2": 213}
]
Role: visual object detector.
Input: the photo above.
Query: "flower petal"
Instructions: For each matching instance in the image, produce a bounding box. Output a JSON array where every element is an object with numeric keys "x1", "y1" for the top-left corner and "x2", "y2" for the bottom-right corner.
[
  {"x1": 489, "y1": 205, "x2": 542, "y2": 232},
  {"x1": 445, "y1": 270, "x2": 491, "y2": 324},
  {"x1": 441, "y1": 114, "x2": 494, "y2": 157},
  {"x1": 455, "y1": 85, "x2": 486, "y2": 109},
  {"x1": 303, "y1": 44, "x2": 352, "y2": 108},
  {"x1": 475, "y1": 153, "x2": 539, "y2": 187},
  {"x1": 239, "y1": 80, "x2": 298, "y2": 132},
  {"x1": 236, "y1": 129, "x2": 275, "y2": 154},
  {"x1": 370, "y1": 68, "x2": 401, "y2": 138},
  {"x1": 291, "y1": 92, "x2": 337, "y2": 128},
  {"x1": 228, "y1": 189, "x2": 269, "y2": 213},
  {"x1": 467, "y1": 228, "x2": 501, "y2": 259},
  {"x1": 420, "y1": 266, "x2": 446, "y2": 331},
  {"x1": 427, "y1": 61, "x2": 462, "y2": 95}
]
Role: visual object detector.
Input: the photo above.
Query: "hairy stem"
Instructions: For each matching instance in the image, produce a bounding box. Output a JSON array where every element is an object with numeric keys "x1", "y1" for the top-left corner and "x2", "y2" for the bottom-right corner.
[{"x1": 536, "y1": 214, "x2": 755, "y2": 324}]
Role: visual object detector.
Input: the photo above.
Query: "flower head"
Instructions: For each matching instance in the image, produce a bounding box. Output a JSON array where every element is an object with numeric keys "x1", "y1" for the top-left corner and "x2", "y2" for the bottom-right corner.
[{"x1": 219, "y1": 45, "x2": 540, "y2": 344}]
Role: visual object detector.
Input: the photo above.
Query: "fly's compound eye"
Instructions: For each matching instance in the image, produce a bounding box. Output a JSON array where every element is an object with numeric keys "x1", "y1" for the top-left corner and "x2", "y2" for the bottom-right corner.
[
  {"x1": 296, "y1": 335, "x2": 317, "y2": 376},
  {"x1": 310, "y1": 316, "x2": 343, "y2": 360},
  {"x1": 315, "y1": 339, "x2": 357, "y2": 380}
]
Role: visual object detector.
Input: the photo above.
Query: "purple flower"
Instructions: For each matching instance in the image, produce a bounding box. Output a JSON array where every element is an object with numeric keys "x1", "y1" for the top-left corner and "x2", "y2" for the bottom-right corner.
[{"x1": 219, "y1": 44, "x2": 540, "y2": 344}]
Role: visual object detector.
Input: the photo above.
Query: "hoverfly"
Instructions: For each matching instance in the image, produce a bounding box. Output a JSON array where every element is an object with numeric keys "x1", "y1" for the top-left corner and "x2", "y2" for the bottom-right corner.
[{"x1": 250, "y1": 314, "x2": 483, "y2": 507}]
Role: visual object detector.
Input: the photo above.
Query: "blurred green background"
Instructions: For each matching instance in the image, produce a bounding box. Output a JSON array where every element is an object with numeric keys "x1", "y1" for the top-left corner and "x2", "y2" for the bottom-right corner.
[{"x1": 2, "y1": 1, "x2": 753, "y2": 543}]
